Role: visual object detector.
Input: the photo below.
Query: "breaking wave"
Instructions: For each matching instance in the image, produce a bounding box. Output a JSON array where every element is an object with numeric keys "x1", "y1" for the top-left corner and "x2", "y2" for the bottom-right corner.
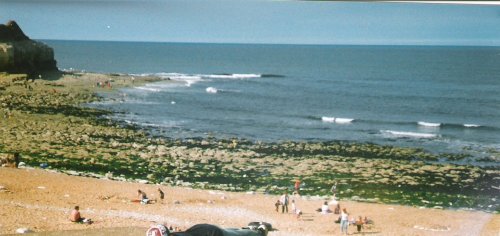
[
  {"x1": 321, "y1": 116, "x2": 355, "y2": 124},
  {"x1": 130, "y1": 72, "x2": 284, "y2": 87},
  {"x1": 418, "y1": 121, "x2": 441, "y2": 127},
  {"x1": 381, "y1": 130, "x2": 439, "y2": 139},
  {"x1": 206, "y1": 87, "x2": 218, "y2": 94}
]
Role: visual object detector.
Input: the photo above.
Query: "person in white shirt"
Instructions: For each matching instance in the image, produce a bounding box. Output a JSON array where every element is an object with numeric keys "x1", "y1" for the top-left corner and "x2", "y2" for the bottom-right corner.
[{"x1": 321, "y1": 201, "x2": 332, "y2": 214}]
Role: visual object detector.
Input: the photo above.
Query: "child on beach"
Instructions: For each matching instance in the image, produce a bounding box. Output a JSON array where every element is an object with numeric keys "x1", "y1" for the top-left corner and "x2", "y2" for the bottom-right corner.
[
  {"x1": 69, "y1": 206, "x2": 92, "y2": 224},
  {"x1": 275, "y1": 199, "x2": 281, "y2": 212},
  {"x1": 355, "y1": 216, "x2": 364, "y2": 233},
  {"x1": 138, "y1": 189, "x2": 149, "y2": 204},
  {"x1": 158, "y1": 188, "x2": 165, "y2": 203},
  {"x1": 295, "y1": 208, "x2": 302, "y2": 220},
  {"x1": 334, "y1": 203, "x2": 341, "y2": 214}
]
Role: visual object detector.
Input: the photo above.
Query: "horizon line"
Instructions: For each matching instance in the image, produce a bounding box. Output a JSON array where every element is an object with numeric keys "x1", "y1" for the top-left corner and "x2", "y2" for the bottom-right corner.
[
  {"x1": 305, "y1": 1, "x2": 500, "y2": 5},
  {"x1": 38, "y1": 38, "x2": 500, "y2": 47}
]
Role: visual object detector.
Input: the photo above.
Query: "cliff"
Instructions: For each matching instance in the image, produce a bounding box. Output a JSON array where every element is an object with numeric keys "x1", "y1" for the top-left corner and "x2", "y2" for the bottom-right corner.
[{"x1": 0, "y1": 20, "x2": 57, "y2": 75}]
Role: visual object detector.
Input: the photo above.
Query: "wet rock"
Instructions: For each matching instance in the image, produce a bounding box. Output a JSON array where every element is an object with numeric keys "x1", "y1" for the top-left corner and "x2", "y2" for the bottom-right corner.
[
  {"x1": 146, "y1": 174, "x2": 155, "y2": 180},
  {"x1": 65, "y1": 170, "x2": 80, "y2": 176},
  {"x1": 105, "y1": 172, "x2": 113, "y2": 179}
]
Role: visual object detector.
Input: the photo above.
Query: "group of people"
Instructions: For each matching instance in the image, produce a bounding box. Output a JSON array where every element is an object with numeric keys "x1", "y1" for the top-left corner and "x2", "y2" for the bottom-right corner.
[
  {"x1": 96, "y1": 80, "x2": 112, "y2": 88},
  {"x1": 273, "y1": 179, "x2": 372, "y2": 235},
  {"x1": 274, "y1": 192, "x2": 302, "y2": 219},
  {"x1": 69, "y1": 188, "x2": 166, "y2": 225},
  {"x1": 70, "y1": 178, "x2": 371, "y2": 234},
  {"x1": 338, "y1": 210, "x2": 373, "y2": 235},
  {"x1": 137, "y1": 188, "x2": 165, "y2": 204}
]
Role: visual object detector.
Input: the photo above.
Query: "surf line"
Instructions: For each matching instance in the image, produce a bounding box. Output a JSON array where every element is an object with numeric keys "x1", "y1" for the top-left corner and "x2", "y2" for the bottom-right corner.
[{"x1": 321, "y1": 116, "x2": 354, "y2": 124}]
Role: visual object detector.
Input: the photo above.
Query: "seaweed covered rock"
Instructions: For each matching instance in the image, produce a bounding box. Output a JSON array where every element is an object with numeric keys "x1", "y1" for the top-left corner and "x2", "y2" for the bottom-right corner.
[{"x1": 0, "y1": 20, "x2": 57, "y2": 74}]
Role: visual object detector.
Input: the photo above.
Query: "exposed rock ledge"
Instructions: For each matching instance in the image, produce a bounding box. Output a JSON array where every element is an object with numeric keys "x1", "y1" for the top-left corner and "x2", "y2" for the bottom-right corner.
[{"x1": 0, "y1": 20, "x2": 57, "y2": 75}]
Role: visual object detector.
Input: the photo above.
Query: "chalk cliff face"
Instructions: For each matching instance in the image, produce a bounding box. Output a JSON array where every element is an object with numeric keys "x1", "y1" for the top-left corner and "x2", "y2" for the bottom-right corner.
[{"x1": 0, "y1": 20, "x2": 57, "y2": 74}]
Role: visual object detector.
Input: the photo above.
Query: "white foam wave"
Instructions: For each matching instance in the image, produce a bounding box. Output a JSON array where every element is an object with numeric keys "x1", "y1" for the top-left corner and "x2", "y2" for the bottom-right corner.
[
  {"x1": 121, "y1": 100, "x2": 160, "y2": 105},
  {"x1": 142, "y1": 73, "x2": 203, "y2": 87},
  {"x1": 171, "y1": 76, "x2": 203, "y2": 87},
  {"x1": 135, "y1": 86, "x2": 161, "y2": 92},
  {"x1": 206, "y1": 87, "x2": 218, "y2": 94},
  {"x1": 382, "y1": 130, "x2": 438, "y2": 139},
  {"x1": 130, "y1": 73, "x2": 170, "y2": 80},
  {"x1": 204, "y1": 73, "x2": 261, "y2": 79},
  {"x1": 464, "y1": 124, "x2": 481, "y2": 128},
  {"x1": 335, "y1": 118, "x2": 355, "y2": 124},
  {"x1": 418, "y1": 121, "x2": 441, "y2": 127},
  {"x1": 123, "y1": 119, "x2": 181, "y2": 128},
  {"x1": 322, "y1": 117, "x2": 335, "y2": 123},
  {"x1": 129, "y1": 72, "x2": 264, "y2": 88},
  {"x1": 321, "y1": 116, "x2": 354, "y2": 124}
]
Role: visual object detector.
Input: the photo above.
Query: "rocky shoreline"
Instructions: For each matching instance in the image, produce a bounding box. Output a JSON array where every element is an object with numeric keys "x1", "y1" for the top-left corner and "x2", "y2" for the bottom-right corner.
[{"x1": 0, "y1": 71, "x2": 499, "y2": 213}]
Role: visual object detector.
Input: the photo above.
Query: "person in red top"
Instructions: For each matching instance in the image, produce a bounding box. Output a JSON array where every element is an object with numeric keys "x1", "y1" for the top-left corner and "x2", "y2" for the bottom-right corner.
[{"x1": 294, "y1": 179, "x2": 301, "y2": 195}]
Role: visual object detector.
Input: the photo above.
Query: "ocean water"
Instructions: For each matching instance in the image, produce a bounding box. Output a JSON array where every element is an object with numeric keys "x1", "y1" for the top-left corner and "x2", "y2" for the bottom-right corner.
[{"x1": 45, "y1": 40, "x2": 500, "y2": 162}]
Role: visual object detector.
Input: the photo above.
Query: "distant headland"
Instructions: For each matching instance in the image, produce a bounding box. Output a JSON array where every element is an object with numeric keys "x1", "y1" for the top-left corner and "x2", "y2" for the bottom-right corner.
[{"x1": 0, "y1": 20, "x2": 58, "y2": 75}]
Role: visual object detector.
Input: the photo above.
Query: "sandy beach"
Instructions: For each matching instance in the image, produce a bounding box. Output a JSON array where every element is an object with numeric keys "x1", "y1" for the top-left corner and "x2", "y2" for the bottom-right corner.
[{"x1": 0, "y1": 167, "x2": 498, "y2": 235}]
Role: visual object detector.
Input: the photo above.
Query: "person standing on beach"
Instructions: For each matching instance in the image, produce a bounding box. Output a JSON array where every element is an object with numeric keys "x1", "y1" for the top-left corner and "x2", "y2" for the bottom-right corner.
[
  {"x1": 291, "y1": 199, "x2": 296, "y2": 213},
  {"x1": 275, "y1": 199, "x2": 281, "y2": 212},
  {"x1": 330, "y1": 181, "x2": 337, "y2": 195},
  {"x1": 294, "y1": 179, "x2": 301, "y2": 195},
  {"x1": 280, "y1": 192, "x2": 289, "y2": 213},
  {"x1": 340, "y1": 208, "x2": 349, "y2": 235},
  {"x1": 355, "y1": 216, "x2": 364, "y2": 233},
  {"x1": 158, "y1": 188, "x2": 165, "y2": 203}
]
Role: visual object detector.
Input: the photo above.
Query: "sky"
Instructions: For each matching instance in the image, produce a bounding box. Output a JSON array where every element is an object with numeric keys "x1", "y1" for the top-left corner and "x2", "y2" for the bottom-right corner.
[{"x1": 0, "y1": 0, "x2": 499, "y2": 46}]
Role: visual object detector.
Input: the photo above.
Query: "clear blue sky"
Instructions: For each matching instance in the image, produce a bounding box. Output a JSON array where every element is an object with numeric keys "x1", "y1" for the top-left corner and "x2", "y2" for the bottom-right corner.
[{"x1": 1, "y1": 0, "x2": 499, "y2": 45}]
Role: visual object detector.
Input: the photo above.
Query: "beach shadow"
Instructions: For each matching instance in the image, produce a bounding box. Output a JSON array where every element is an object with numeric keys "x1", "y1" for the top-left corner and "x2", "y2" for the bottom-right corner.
[
  {"x1": 299, "y1": 212, "x2": 315, "y2": 221},
  {"x1": 300, "y1": 218, "x2": 314, "y2": 222},
  {"x1": 352, "y1": 231, "x2": 382, "y2": 235},
  {"x1": 22, "y1": 227, "x2": 148, "y2": 236}
]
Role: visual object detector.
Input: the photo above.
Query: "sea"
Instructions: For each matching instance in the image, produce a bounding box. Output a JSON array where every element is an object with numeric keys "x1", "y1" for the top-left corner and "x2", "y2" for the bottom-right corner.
[{"x1": 44, "y1": 40, "x2": 500, "y2": 164}]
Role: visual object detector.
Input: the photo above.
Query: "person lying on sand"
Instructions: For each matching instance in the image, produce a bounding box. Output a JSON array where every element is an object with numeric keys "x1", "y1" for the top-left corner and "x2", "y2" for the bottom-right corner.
[{"x1": 69, "y1": 206, "x2": 92, "y2": 224}]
